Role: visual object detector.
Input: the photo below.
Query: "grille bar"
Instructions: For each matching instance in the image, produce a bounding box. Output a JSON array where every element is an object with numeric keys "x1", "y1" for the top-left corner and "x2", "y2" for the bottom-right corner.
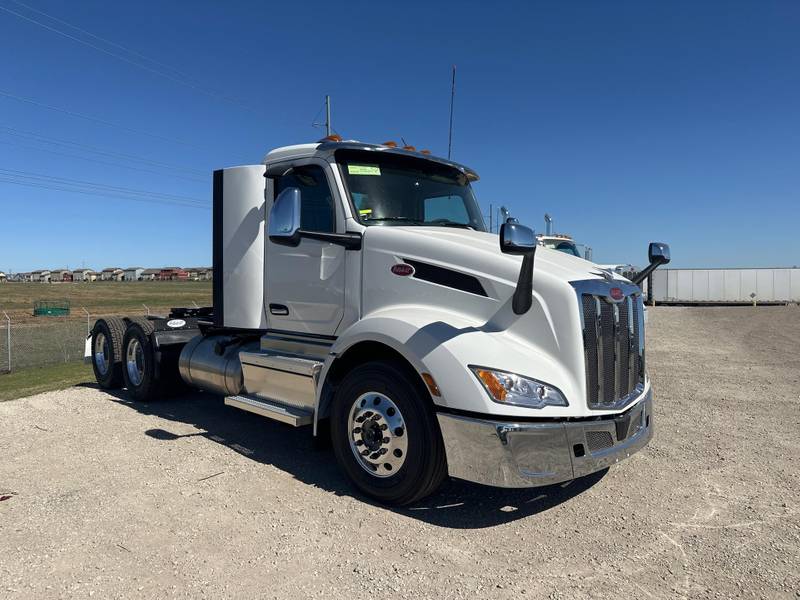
[{"x1": 579, "y1": 287, "x2": 644, "y2": 409}]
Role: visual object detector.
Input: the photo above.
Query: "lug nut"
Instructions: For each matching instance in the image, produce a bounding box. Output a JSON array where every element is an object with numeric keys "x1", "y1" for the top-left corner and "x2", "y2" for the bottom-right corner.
[
  {"x1": 361, "y1": 449, "x2": 370, "y2": 456},
  {"x1": 382, "y1": 437, "x2": 390, "y2": 444},
  {"x1": 379, "y1": 448, "x2": 388, "y2": 455},
  {"x1": 355, "y1": 440, "x2": 364, "y2": 446},
  {"x1": 353, "y1": 427, "x2": 362, "y2": 434},
  {"x1": 370, "y1": 452, "x2": 380, "y2": 460},
  {"x1": 380, "y1": 424, "x2": 387, "y2": 430}
]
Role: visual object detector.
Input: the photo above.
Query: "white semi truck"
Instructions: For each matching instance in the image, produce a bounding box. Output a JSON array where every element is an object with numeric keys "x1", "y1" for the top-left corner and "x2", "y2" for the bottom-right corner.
[{"x1": 87, "y1": 138, "x2": 670, "y2": 505}]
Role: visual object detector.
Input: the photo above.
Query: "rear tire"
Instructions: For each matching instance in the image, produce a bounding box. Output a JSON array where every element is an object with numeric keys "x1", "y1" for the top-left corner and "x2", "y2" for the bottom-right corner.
[
  {"x1": 122, "y1": 321, "x2": 164, "y2": 402},
  {"x1": 90, "y1": 318, "x2": 125, "y2": 389},
  {"x1": 330, "y1": 361, "x2": 447, "y2": 505}
]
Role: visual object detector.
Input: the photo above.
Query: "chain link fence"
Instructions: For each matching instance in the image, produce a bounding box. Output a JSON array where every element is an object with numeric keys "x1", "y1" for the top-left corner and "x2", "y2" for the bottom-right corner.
[{"x1": 0, "y1": 309, "x2": 150, "y2": 373}]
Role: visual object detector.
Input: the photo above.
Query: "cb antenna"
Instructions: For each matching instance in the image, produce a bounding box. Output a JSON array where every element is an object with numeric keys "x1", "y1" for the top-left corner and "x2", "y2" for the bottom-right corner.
[
  {"x1": 312, "y1": 95, "x2": 333, "y2": 137},
  {"x1": 448, "y1": 65, "x2": 456, "y2": 159}
]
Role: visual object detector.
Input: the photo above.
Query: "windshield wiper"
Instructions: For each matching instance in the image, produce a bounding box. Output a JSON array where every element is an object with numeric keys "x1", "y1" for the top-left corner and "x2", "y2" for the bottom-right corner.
[
  {"x1": 426, "y1": 219, "x2": 475, "y2": 230},
  {"x1": 363, "y1": 216, "x2": 425, "y2": 225}
]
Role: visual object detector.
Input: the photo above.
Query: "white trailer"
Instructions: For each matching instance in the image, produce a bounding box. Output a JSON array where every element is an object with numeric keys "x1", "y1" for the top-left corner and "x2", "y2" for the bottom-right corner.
[
  {"x1": 651, "y1": 268, "x2": 800, "y2": 304},
  {"x1": 86, "y1": 138, "x2": 670, "y2": 505}
]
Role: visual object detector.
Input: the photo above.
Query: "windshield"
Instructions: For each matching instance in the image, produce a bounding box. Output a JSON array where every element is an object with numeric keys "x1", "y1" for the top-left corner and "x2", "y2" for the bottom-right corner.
[
  {"x1": 542, "y1": 240, "x2": 581, "y2": 257},
  {"x1": 336, "y1": 149, "x2": 487, "y2": 231}
]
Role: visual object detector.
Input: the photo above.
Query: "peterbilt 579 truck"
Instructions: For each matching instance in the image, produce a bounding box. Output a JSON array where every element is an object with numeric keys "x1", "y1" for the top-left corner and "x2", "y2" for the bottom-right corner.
[{"x1": 86, "y1": 138, "x2": 670, "y2": 505}]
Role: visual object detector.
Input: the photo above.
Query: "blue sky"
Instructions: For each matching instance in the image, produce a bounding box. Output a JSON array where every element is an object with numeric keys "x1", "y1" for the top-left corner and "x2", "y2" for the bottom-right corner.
[{"x1": 0, "y1": 0, "x2": 798, "y2": 272}]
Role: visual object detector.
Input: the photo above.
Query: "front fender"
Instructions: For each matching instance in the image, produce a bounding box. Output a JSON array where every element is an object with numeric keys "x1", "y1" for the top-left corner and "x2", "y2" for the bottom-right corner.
[{"x1": 317, "y1": 305, "x2": 586, "y2": 421}]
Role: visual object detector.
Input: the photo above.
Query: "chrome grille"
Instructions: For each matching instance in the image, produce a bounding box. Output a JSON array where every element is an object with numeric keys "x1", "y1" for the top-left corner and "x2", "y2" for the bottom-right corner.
[{"x1": 580, "y1": 289, "x2": 644, "y2": 409}]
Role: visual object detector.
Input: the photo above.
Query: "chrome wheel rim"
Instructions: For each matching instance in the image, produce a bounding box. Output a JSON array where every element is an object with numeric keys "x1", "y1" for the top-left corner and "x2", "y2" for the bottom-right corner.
[
  {"x1": 93, "y1": 332, "x2": 110, "y2": 375},
  {"x1": 348, "y1": 392, "x2": 407, "y2": 478},
  {"x1": 126, "y1": 338, "x2": 144, "y2": 387}
]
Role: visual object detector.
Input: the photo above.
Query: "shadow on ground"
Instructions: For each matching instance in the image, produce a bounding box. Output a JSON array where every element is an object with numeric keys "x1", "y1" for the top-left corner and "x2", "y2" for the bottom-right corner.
[{"x1": 79, "y1": 383, "x2": 606, "y2": 529}]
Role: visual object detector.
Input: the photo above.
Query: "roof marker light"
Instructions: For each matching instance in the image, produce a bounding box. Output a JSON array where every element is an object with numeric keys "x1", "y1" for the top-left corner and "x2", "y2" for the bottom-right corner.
[
  {"x1": 382, "y1": 141, "x2": 398, "y2": 148},
  {"x1": 402, "y1": 145, "x2": 416, "y2": 151},
  {"x1": 420, "y1": 149, "x2": 431, "y2": 155}
]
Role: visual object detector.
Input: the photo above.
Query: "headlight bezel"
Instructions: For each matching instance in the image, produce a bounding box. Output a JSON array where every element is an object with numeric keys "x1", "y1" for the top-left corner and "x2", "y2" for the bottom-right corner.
[{"x1": 469, "y1": 365, "x2": 569, "y2": 409}]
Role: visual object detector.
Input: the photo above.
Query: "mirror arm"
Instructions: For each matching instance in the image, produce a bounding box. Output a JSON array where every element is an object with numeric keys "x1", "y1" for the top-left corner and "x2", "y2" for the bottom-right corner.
[
  {"x1": 512, "y1": 249, "x2": 536, "y2": 315},
  {"x1": 631, "y1": 258, "x2": 666, "y2": 286},
  {"x1": 298, "y1": 230, "x2": 363, "y2": 250}
]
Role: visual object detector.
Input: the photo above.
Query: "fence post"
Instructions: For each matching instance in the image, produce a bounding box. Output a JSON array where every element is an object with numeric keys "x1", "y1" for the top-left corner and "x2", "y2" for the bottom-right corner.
[
  {"x1": 143, "y1": 304, "x2": 150, "y2": 316},
  {"x1": 82, "y1": 307, "x2": 90, "y2": 336},
  {"x1": 2, "y1": 311, "x2": 10, "y2": 373}
]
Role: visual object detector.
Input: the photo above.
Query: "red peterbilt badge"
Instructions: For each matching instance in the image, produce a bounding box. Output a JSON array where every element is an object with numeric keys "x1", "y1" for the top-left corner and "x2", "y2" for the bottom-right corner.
[
  {"x1": 609, "y1": 287, "x2": 624, "y2": 301},
  {"x1": 391, "y1": 264, "x2": 415, "y2": 277}
]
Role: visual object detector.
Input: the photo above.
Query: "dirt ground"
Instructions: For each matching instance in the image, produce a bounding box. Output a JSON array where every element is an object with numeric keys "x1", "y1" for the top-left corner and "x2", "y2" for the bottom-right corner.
[{"x1": 1, "y1": 306, "x2": 798, "y2": 599}]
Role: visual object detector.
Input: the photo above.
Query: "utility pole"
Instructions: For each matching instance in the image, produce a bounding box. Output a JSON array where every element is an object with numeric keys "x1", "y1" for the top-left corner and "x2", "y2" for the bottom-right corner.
[
  {"x1": 448, "y1": 65, "x2": 456, "y2": 160},
  {"x1": 325, "y1": 95, "x2": 331, "y2": 137}
]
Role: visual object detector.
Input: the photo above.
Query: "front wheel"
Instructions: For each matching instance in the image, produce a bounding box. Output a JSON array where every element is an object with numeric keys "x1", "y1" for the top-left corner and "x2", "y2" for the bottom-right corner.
[{"x1": 330, "y1": 361, "x2": 447, "y2": 505}]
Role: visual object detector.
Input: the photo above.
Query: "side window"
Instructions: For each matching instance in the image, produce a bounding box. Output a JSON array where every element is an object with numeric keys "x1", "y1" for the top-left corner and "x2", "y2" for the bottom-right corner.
[
  {"x1": 423, "y1": 195, "x2": 470, "y2": 223},
  {"x1": 275, "y1": 165, "x2": 335, "y2": 233}
]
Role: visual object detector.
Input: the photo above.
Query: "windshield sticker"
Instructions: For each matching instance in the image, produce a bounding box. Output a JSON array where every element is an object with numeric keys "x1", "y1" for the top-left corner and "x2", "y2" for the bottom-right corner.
[
  {"x1": 348, "y1": 164, "x2": 381, "y2": 176},
  {"x1": 358, "y1": 208, "x2": 373, "y2": 216}
]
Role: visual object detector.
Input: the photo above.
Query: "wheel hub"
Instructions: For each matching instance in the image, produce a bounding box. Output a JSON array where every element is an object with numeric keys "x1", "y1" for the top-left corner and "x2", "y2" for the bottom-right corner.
[
  {"x1": 348, "y1": 392, "x2": 407, "y2": 478},
  {"x1": 126, "y1": 338, "x2": 145, "y2": 387},
  {"x1": 94, "y1": 332, "x2": 109, "y2": 375}
]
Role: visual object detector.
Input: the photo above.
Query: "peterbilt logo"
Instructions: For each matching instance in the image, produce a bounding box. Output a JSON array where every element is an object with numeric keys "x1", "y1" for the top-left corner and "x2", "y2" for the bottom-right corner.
[{"x1": 609, "y1": 287, "x2": 624, "y2": 302}]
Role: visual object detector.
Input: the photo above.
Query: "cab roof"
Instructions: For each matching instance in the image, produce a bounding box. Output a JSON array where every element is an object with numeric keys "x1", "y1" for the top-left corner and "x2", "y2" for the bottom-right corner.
[{"x1": 263, "y1": 140, "x2": 479, "y2": 181}]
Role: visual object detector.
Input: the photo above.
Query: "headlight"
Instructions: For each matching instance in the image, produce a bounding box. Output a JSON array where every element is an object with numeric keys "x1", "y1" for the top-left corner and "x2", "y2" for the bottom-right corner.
[{"x1": 470, "y1": 366, "x2": 568, "y2": 409}]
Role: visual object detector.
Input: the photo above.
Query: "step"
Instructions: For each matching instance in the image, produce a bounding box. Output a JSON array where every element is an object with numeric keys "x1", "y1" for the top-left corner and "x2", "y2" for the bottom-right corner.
[{"x1": 224, "y1": 394, "x2": 313, "y2": 427}]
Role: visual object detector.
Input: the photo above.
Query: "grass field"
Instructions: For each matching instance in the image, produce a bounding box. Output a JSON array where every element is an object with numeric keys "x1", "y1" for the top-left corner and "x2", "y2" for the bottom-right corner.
[
  {"x1": 0, "y1": 361, "x2": 93, "y2": 401},
  {"x1": 0, "y1": 281, "x2": 212, "y2": 322}
]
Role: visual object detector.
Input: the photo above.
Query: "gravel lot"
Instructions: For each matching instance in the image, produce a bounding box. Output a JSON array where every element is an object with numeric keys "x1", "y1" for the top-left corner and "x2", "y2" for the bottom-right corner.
[{"x1": 1, "y1": 306, "x2": 799, "y2": 599}]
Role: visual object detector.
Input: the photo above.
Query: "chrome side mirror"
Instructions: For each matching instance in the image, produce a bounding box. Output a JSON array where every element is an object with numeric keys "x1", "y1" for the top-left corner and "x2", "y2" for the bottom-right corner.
[
  {"x1": 499, "y1": 222, "x2": 537, "y2": 315},
  {"x1": 631, "y1": 242, "x2": 671, "y2": 286},
  {"x1": 648, "y1": 242, "x2": 671, "y2": 265},
  {"x1": 268, "y1": 187, "x2": 301, "y2": 246},
  {"x1": 499, "y1": 222, "x2": 536, "y2": 256}
]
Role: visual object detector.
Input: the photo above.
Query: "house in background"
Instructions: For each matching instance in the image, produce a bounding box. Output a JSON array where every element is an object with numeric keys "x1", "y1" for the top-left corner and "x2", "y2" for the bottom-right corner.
[
  {"x1": 18, "y1": 272, "x2": 33, "y2": 282},
  {"x1": 0, "y1": 272, "x2": 6, "y2": 283},
  {"x1": 73, "y1": 268, "x2": 97, "y2": 282},
  {"x1": 186, "y1": 267, "x2": 213, "y2": 281},
  {"x1": 158, "y1": 267, "x2": 188, "y2": 281},
  {"x1": 51, "y1": 269, "x2": 73, "y2": 282},
  {"x1": 100, "y1": 268, "x2": 124, "y2": 281},
  {"x1": 31, "y1": 269, "x2": 51, "y2": 283},
  {"x1": 124, "y1": 267, "x2": 145, "y2": 281},
  {"x1": 140, "y1": 268, "x2": 161, "y2": 281}
]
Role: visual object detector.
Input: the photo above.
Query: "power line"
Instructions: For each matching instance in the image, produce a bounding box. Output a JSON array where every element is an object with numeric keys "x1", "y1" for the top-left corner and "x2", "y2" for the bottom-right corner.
[
  {"x1": 0, "y1": 1, "x2": 262, "y2": 115},
  {"x1": 0, "y1": 176, "x2": 210, "y2": 210},
  {"x1": 0, "y1": 88, "x2": 217, "y2": 152},
  {"x1": 0, "y1": 138, "x2": 207, "y2": 183},
  {"x1": 0, "y1": 168, "x2": 208, "y2": 205},
  {"x1": 0, "y1": 124, "x2": 207, "y2": 176}
]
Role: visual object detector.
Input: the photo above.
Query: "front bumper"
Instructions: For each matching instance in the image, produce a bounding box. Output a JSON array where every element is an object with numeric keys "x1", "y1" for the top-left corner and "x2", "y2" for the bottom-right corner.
[{"x1": 436, "y1": 389, "x2": 653, "y2": 488}]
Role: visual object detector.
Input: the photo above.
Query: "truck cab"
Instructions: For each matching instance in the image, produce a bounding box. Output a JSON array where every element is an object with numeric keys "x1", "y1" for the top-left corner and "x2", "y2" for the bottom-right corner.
[{"x1": 88, "y1": 138, "x2": 670, "y2": 505}]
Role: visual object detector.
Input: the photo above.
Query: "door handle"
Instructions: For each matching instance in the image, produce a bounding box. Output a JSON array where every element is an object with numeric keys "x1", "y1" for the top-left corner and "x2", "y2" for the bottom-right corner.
[{"x1": 269, "y1": 303, "x2": 289, "y2": 316}]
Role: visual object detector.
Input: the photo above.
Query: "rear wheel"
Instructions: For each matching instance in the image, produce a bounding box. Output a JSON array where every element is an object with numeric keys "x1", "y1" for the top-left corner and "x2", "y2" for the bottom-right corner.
[
  {"x1": 122, "y1": 321, "x2": 164, "y2": 402},
  {"x1": 91, "y1": 318, "x2": 125, "y2": 389},
  {"x1": 330, "y1": 361, "x2": 447, "y2": 505}
]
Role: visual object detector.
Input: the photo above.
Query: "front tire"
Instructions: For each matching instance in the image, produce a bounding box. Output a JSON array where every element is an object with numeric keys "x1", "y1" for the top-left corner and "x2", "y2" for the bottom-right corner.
[{"x1": 330, "y1": 361, "x2": 447, "y2": 505}]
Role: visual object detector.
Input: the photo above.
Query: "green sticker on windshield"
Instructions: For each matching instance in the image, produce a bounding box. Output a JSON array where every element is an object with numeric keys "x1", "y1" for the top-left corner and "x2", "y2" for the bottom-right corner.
[{"x1": 348, "y1": 164, "x2": 381, "y2": 176}]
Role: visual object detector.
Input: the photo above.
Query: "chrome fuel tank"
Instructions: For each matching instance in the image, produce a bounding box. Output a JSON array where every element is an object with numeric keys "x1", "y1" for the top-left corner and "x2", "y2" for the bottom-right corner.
[{"x1": 178, "y1": 335, "x2": 257, "y2": 396}]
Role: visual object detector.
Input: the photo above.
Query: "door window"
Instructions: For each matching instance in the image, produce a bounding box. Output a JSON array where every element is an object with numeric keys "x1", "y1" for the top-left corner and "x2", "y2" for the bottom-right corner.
[{"x1": 275, "y1": 165, "x2": 335, "y2": 233}]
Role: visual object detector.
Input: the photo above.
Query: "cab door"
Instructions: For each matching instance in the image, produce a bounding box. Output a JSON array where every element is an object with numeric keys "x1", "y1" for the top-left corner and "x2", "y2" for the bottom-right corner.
[{"x1": 265, "y1": 162, "x2": 346, "y2": 336}]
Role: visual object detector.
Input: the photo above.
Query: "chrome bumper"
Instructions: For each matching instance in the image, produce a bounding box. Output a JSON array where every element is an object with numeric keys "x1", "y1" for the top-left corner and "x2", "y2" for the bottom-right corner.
[{"x1": 436, "y1": 390, "x2": 653, "y2": 488}]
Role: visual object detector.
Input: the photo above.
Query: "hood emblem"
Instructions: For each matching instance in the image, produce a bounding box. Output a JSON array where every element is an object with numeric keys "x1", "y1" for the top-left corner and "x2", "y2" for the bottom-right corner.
[
  {"x1": 609, "y1": 287, "x2": 624, "y2": 302},
  {"x1": 391, "y1": 263, "x2": 415, "y2": 277},
  {"x1": 592, "y1": 268, "x2": 616, "y2": 282}
]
